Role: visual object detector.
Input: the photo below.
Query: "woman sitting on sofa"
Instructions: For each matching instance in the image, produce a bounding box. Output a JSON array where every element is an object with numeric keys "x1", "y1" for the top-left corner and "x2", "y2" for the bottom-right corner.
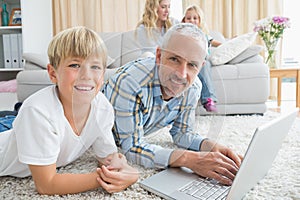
[{"x1": 135, "y1": 0, "x2": 178, "y2": 55}]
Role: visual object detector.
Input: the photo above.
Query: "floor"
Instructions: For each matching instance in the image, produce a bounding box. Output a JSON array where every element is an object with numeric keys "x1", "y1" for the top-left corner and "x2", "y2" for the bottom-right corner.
[{"x1": 0, "y1": 82, "x2": 299, "y2": 116}]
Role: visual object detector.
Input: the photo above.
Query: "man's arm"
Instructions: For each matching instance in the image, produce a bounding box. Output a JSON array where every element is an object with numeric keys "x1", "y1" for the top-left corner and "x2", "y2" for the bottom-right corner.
[
  {"x1": 169, "y1": 119, "x2": 242, "y2": 185},
  {"x1": 168, "y1": 148, "x2": 237, "y2": 185},
  {"x1": 167, "y1": 85, "x2": 242, "y2": 185}
]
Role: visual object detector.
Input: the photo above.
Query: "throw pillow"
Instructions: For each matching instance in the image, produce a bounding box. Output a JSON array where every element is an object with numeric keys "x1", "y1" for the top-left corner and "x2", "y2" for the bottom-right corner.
[
  {"x1": 209, "y1": 32, "x2": 257, "y2": 66},
  {"x1": 228, "y1": 45, "x2": 263, "y2": 64},
  {"x1": 0, "y1": 79, "x2": 17, "y2": 92}
]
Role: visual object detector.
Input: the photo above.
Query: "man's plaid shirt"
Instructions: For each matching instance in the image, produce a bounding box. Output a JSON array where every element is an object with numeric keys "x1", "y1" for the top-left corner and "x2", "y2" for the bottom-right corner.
[{"x1": 103, "y1": 57, "x2": 204, "y2": 168}]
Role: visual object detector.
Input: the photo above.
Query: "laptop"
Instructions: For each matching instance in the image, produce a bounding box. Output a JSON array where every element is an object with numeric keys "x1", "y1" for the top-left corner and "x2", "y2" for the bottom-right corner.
[{"x1": 140, "y1": 110, "x2": 298, "y2": 200}]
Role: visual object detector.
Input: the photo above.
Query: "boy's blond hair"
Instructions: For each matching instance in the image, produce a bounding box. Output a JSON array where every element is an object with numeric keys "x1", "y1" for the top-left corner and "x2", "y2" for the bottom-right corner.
[{"x1": 48, "y1": 26, "x2": 107, "y2": 69}]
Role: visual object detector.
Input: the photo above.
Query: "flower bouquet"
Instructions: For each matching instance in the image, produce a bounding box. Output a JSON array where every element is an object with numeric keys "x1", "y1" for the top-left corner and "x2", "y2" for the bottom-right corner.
[{"x1": 253, "y1": 16, "x2": 290, "y2": 68}]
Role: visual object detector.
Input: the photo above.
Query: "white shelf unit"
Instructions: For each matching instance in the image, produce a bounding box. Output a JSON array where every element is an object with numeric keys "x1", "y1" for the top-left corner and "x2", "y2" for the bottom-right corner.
[
  {"x1": 0, "y1": 67, "x2": 22, "y2": 71},
  {"x1": 0, "y1": 0, "x2": 23, "y2": 81},
  {"x1": 0, "y1": 25, "x2": 21, "y2": 32}
]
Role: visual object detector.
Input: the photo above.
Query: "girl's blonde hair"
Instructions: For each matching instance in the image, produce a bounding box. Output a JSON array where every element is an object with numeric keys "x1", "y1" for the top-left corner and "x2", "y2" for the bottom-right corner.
[
  {"x1": 48, "y1": 26, "x2": 107, "y2": 69},
  {"x1": 182, "y1": 5, "x2": 209, "y2": 35},
  {"x1": 136, "y1": 0, "x2": 173, "y2": 39}
]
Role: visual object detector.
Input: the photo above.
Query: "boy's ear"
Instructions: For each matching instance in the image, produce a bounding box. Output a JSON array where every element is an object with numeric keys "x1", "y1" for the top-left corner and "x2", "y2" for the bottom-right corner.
[{"x1": 47, "y1": 64, "x2": 57, "y2": 84}]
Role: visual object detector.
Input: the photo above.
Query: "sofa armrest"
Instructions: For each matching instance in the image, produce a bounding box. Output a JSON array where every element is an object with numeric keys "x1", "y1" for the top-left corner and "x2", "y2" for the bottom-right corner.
[{"x1": 16, "y1": 70, "x2": 52, "y2": 102}]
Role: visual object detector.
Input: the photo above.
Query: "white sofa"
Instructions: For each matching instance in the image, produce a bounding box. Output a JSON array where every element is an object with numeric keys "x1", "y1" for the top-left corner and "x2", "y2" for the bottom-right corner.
[{"x1": 16, "y1": 31, "x2": 270, "y2": 115}]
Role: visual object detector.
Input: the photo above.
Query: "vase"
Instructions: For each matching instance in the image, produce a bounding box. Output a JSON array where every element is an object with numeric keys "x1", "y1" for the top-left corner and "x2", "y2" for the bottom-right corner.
[
  {"x1": 264, "y1": 38, "x2": 281, "y2": 69},
  {"x1": 267, "y1": 49, "x2": 279, "y2": 100},
  {"x1": 266, "y1": 50, "x2": 279, "y2": 69}
]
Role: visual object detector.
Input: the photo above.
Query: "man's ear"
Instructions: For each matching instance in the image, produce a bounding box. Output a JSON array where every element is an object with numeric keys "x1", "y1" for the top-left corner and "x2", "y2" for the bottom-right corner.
[
  {"x1": 155, "y1": 47, "x2": 162, "y2": 65},
  {"x1": 47, "y1": 64, "x2": 57, "y2": 84}
]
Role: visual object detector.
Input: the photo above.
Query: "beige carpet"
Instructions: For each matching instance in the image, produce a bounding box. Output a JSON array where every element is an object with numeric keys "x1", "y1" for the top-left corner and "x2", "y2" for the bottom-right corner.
[{"x1": 1, "y1": 111, "x2": 299, "y2": 200}]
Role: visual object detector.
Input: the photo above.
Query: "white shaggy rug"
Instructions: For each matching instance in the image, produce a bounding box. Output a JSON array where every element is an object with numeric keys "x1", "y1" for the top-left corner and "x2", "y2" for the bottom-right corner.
[{"x1": 1, "y1": 111, "x2": 299, "y2": 200}]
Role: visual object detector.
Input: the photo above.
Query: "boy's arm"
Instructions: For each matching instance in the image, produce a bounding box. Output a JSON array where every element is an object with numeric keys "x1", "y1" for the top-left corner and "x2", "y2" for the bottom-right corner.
[
  {"x1": 30, "y1": 154, "x2": 139, "y2": 195},
  {"x1": 29, "y1": 164, "x2": 100, "y2": 195}
]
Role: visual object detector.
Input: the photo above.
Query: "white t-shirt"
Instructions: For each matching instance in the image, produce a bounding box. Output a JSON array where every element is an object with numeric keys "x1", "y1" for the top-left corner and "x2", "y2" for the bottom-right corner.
[{"x1": 0, "y1": 85, "x2": 117, "y2": 177}]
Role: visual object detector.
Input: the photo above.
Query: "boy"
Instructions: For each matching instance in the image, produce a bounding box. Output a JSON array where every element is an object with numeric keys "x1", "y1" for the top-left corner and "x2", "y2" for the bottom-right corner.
[{"x1": 0, "y1": 26, "x2": 138, "y2": 195}]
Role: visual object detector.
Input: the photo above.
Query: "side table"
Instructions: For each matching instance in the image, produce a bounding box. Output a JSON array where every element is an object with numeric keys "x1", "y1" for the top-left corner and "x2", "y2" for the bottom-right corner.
[{"x1": 269, "y1": 67, "x2": 300, "y2": 107}]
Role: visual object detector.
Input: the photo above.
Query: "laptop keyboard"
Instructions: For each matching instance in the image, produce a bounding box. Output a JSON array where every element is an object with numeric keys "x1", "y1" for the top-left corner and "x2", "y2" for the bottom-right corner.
[{"x1": 179, "y1": 178, "x2": 230, "y2": 200}]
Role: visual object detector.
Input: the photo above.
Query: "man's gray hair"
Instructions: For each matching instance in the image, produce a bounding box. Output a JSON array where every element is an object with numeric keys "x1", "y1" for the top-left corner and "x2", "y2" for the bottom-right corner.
[{"x1": 161, "y1": 23, "x2": 208, "y2": 55}]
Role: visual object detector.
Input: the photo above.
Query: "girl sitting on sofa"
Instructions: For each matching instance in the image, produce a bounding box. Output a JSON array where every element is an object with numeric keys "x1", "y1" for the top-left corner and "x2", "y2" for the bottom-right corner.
[{"x1": 182, "y1": 5, "x2": 222, "y2": 112}]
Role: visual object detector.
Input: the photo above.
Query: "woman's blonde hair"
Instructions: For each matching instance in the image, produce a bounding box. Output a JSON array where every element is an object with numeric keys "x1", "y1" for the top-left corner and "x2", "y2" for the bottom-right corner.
[
  {"x1": 182, "y1": 5, "x2": 209, "y2": 35},
  {"x1": 136, "y1": 0, "x2": 173, "y2": 39},
  {"x1": 48, "y1": 26, "x2": 107, "y2": 69}
]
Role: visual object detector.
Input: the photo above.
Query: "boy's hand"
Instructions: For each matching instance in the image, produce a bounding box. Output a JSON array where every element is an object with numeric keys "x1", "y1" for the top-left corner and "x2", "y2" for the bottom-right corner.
[{"x1": 96, "y1": 153, "x2": 139, "y2": 193}]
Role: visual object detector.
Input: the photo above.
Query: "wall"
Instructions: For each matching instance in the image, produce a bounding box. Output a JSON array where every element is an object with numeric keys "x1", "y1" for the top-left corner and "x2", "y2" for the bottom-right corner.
[
  {"x1": 21, "y1": 0, "x2": 53, "y2": 55},
  {"x1": 282, "y1": 1, "x2": 300, "y2": 64}
]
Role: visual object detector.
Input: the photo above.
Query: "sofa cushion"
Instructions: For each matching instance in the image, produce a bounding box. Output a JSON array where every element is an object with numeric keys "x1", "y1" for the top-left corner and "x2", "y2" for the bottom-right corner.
[
  {"x1": 228, "y1": 45, "x2": 263, "y2": 64},
  {"x1": 211, "y1": 63, "x2": 269, "y2": 104},
  {"x1": 99, "y1": 32, "x2": 122, "y2": 68},
  {"x1": 209, "y1": 32, "x2": 257, "y2": 66},
  {"x1": 121, "y1": 30, "x2": 142, "y2": 66}
]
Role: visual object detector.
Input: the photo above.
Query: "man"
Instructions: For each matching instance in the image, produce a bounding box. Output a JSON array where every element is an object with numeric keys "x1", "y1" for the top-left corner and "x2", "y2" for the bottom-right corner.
[{"x1": 103, "y1": 23, "x2": 242, "y2": 185}]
